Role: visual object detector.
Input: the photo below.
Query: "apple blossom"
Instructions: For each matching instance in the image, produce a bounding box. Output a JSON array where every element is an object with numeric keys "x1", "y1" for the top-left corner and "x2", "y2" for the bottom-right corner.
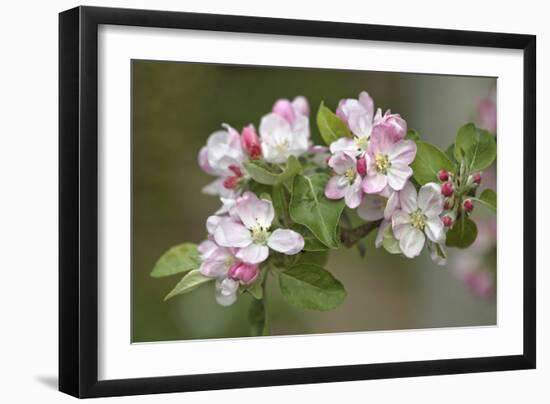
[
  {"x1": 325, "y1": 152, "x2": 364, "y2": 208},
  {"x1": 259, "y1": 105, "x2": 310, "y2": 164},
  {"x1": 362, "y1": 130, "x2": 417, "y2": 193},
  {"x1": 214, "y1": 192, "x2": 305, "y2": 264},
  {"x1": 371, "y1": 110, "x2": 407, "y2": 143},
  {"x1": 391, "y1": 183, "x2": 445, "y2": 258}
]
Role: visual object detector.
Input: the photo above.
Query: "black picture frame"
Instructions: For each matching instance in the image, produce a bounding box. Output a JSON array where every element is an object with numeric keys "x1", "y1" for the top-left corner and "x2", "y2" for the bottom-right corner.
[{"x1": 59, "y1": 5, "x2": 536, "y2": 398}]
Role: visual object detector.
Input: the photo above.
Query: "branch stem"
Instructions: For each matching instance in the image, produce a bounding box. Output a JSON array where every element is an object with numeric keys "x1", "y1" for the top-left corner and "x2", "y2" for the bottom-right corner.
[{"x1": 340, "y1": 220, "x2": 382, "y2": 248}]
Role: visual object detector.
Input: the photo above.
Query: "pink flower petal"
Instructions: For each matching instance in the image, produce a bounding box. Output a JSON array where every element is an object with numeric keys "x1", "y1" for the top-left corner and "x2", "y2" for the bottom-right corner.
[
  {"x1": 386, "y1": 164, "x2": 413, "y2": 191},
  {"x1": 267, "y1": 229, "x2": 305, "y2": 255},
  {"x1": 236, "y1": 192, "x2": 274, "y2": 229},
  {"x1": 292, "y1": 96, "x2": 310, "y2": 117},
  {"x1": 388, "y1": 139, "x2": 417, "y2": 165},
  {"x1": 200, "y1": 259, "x2": 228, "y2": 278},
  {"x1": 362, "y1": 172, "x2": 388, "y2": 194},
  {"x1": 236, "y1": 243, "x2": 269, "y2": 264},
  {"x1": 325, "y1": 175, "x2": 347, "y2": 200},
  {"x1": 214, "y1": 221, "x2": 252, "y2": 248},
  {"x1": 398, "y1": 182, "x2": 417, "y2": 213},
  {"x1": 344, "y1": 175, "x2": 364, "y2": 208}
]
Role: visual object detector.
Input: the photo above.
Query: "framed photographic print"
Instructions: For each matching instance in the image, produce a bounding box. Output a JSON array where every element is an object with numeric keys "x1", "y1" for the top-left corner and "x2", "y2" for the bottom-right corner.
[{"x1": 59, "y1": 5, "x2": 536, "y2": 398}]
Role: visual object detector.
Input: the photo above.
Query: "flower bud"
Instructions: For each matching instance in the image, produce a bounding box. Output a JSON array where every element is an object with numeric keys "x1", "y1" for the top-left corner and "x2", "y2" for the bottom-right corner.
[
  {"x1": 223, "y1": 176, "x2": 239, "y2": 190},
  {"x1": 472, "y1": 172, "x2": 482, "y2": 185},
  {"x1": 463, "y1": 199, "x2": 474, "y2": 213},
  {"x1": 372, "y1": 113, "x2": 407, "y2": 142},
  {"x1": 441, "y1": 182, "x2": 454, "y2": 197},
  {"x1": 443, "y1": 198, "x2": 453, "y2": 210},
  {"x1": 438, "y1": 169, "x2": 450, "y2": 182},
  {"x1": 442, "y1": 215, "x2": 454, "y2": 227},
  {"x1": 240, "y1": 125, "x2": 262, "y2": 160},
  {"x1": 228, "y1": 164, "x2": 243, "y2": 178},
  {"x1": 356, "y1": 157, "x2": 367, "y2": 176},
  {"x1": 272, "y1": 99, "x2": 296, "y2": 124},
  {"x1": 228, "y1": 262, "x2": 259, "y2": 285}
]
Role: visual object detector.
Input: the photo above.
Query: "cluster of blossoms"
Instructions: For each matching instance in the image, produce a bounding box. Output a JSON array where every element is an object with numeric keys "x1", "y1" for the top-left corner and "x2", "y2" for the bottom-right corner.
[
  {"x1": 154, "y1": 89, "x2": 496, "y2": 315},
  {"x1": 324, "y1": 91, "x2": 455, "y2": 260},
  {"x1": 196, "y1": 97, "x2": 312, "y2": 305}
]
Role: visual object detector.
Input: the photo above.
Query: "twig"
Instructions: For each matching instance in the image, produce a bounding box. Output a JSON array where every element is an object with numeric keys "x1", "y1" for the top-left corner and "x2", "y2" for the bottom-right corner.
[{"x1": 340, "y1": 220, "x2": 382, "y2": 248}]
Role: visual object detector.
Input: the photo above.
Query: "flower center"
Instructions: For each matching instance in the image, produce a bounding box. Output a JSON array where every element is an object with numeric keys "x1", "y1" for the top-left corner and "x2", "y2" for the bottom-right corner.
[
  {"x1": 409, "y1": 209, "x2": 426, "y2": 230},
  {"x1": 344, "y1": 167, "x2": 356, "y2": 184},
  {"x1": 274, "y1": 140, "x2": 289, "y2": 155},
  {"x1": 375, "y1": 153, "x2": 391, "y2": 174},
  {"x1": 225, "y1": 255, "x2": 236, "y2": 268},
  {"x1": 251, "y1": 225, "x2": 270, "y2": 245},
  {"x1": 353, "y1": 136, "x2": 369, "y2": 151}
]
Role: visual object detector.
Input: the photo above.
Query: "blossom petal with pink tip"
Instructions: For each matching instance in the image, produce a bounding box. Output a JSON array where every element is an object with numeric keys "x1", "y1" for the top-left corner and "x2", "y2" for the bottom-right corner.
[
  {"x1": 267, "y1": 229, "x2": 305, "y2": 255},
  {"x1": 292, "y1": 96, "x2": 310, "y2": 117}
]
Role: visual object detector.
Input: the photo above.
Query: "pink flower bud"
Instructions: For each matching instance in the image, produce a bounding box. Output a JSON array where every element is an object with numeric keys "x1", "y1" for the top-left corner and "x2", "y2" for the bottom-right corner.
[
  {"x1": 272, "y1": 99, "x2": 296, "y2": 124},
  {"x1": 228, "y1": 262, "x2": 259, "y2": 285},
  {"x1": 356, "y1": 157, "x2": 367, "y2": 176},
  {"x1": 438, "y1": 169, "x2": 450, "y2": 182},
  {"x1": 442, "y1": 215, "x2": 454, "y2": 227},
  {"x1": 441, "y1": 182, "x2": 454, "y2": 197},
  {"x1": 443, "y1": 198, "x2": 453, "y2": 210},
  {"x1": 228, "y1": 164, "x2": 243, "y2": 178},
  {"x1": 223, "y1": 176, "x2": 239, "y2": 190},
  {"x1": 240, "y1": 125, "x2": 262, "y2": 160},
  {"x1": 463, "y1": 199, "x2": 474, "y2": 213},
  {"x1": 472, "y1": 172, "x2": 482, "y2": 185},
  {"x1": 372, "y1": 113, "x2": 407, "y2": 142}
]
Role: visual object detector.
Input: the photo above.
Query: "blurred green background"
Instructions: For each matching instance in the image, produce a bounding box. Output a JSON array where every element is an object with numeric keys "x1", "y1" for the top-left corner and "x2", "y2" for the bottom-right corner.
[{"x1": 131, "y1": 60, "x2": 496, "y2": 343}]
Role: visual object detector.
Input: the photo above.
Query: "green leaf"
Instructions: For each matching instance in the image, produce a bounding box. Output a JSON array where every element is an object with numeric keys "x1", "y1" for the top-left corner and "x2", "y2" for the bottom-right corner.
[
  {"x1": 245, "y1": 280, "x2": 263, "y2": 300},
  {"x1": 272, "y1": 184, "x2": 291, "y2": 226},
  {"x1": 295, "y1": 250, "x2": 329, "y2": 267},
  {"x1": 316, "y1": 101, "x2": 351, "y2": 145},
  {"x1": 411, "y1": 141, "x2": 455, "y2": 185},
  {"x1": 291, "y1": 223, "x2": 329, "y2": 251},
  {"x1": 471, "y1": 189, "x2": 496, "y2": 212},
  {"x1": 279, "y1": 263, "x2": 346, "y2": 311},
  {"x1": 406, "y1": 129, "x2": 421, "y2": 141},
  {"x1": 445, "y1": 144, "x2": 457, "y2": 164},
  {"x1": 164, "y1": 270, "x2": 213, "y2": 301},
  {"x1": 382, "y1": 225, "x2": 402, "y2": 254},
  {"x1": 290, "y1": 174, "x2": 345, "y2": 248},
  {"x1": 248, "y1": 298, "x2": 269, "y2": 336},
  {"x1": 446, "y1": 217, "x2": 478, "y2": 249},
  {"x1": 244, "y1": 155, "x2": 302, "y2": 186},
  {"x1": 150, "y1": 243, "x2": 201, "y2": 278},
  {"x1": 454, "y1": 123, "x2": 497, "y2": 171}
]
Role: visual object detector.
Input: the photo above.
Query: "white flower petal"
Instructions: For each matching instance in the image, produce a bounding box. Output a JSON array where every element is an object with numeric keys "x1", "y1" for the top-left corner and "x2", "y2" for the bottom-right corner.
[
  {"x1": 344, "y1": 175, "x2": 363, "y2": 208},
  {"x1": 358, "y1": 194, "x2": 386, "y2": 221},
  {"x1": 375, "y1": 220, "x2": 391, "y2": 248},
  {"x1": 418, "y1": 183, "x2": 444, "y2": 216},
  {"x1": 267, "y1": 229, "x2": 305, "y2": 255},
  {"x1": 398, "y1": 181, "x2": 417, "y2": 213},
  {"x1": 387, "y1": 163, "x2": 413, "y2": 191},
  {"x1": 214, "y1": 221, "x2": 252, "y2": 248},
  {"x1": 425, "y1": 216, "x2": 445, "y2": 243},
  {"x1": 399, "y1": 227, "x2": 425, "y2": 258},
  {"x1": 391, "y1": 210, "x2": 411, "y2": 240},
  {"x1": 236, "y1": 243, "x2": 270, "y2": 264}
]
